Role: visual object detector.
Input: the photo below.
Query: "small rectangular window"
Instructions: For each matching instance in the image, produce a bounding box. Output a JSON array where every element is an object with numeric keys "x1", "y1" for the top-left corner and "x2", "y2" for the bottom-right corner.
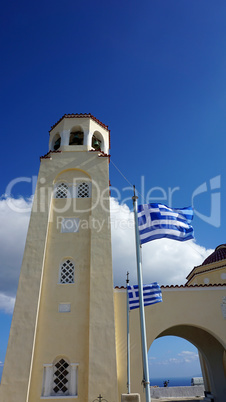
[{"x1": 59, "y1": 303, "x2": 71, "y2": 313}]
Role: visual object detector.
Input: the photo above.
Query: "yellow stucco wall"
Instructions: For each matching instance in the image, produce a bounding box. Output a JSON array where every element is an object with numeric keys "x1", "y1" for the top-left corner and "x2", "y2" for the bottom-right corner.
[
  {"x1": 0, "y1": 148, "x2": 118, "y2": 402},
  {"x1": 28, "y1": 172, "x2": 92, "y2": 401},
  {"x1": 186, "y1": 260, "x2": 226, "y2": 286}
]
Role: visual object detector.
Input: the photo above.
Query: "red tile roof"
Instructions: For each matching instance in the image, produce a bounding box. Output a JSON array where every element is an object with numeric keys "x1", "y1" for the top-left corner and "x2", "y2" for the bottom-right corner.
[
  {"x1": 162, "y1": 283, "x2": 226, "y2": 288},
  {"x1": 202, "y1": 244, "x2": 226, "y2": 266},
  {"x1": 49, "y1": 113, "x2": 109, "y2": 132},
  {"x1": 40, "y1": 150, "x2": 61, "y2": 160},
  {"x1": 114, "y1": 283, "x2": 226, "y2": 290}
]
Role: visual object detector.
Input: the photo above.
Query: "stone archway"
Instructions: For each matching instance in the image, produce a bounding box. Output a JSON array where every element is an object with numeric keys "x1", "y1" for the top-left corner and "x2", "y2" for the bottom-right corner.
[
  {"x1": 157, "y1": 325, "x2": 226, "y2": 402},
  {"x1": 115, "y1": 285, "x2": 226, "y2": 401}
]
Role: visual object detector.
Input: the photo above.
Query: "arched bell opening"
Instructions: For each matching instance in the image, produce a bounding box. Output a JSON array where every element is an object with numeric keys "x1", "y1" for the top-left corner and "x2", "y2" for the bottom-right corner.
[
  {"x1": 69, "y1": 126, "x2": 84, "y2": 146},
  {"x1": 51, "y1": 133, "x2": 61, "y2": 151},
  {"x1": 91, "y1": 131, "x2": 104, "y2": 151}
]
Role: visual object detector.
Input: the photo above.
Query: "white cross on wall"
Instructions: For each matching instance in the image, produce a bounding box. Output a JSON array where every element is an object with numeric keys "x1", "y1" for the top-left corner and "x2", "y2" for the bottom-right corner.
[
  {"x1": 143, "y1": 204, "x2": 152, "y2": 228},
  {"x1": 131, "y1": 287, "x2": 137, "y2": 299}
]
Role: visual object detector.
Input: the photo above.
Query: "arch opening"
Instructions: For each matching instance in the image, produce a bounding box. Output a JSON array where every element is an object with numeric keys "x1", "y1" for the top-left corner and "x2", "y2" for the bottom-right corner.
[
  {"x1": 148, "y1": 336, "x2": 202, "y2": 387},
  {"x1": 149, "y1": 324, "x2": 226, "y2": 401},
  {"x1": 51, "y1": 133, "x2": 61, "y2": 151},
  {"x1": 92, "y1": 131, "x2": 104, "y2": 151},
  {"x1": 69, "y1": 126, "x2": 84, "y2": 145}
]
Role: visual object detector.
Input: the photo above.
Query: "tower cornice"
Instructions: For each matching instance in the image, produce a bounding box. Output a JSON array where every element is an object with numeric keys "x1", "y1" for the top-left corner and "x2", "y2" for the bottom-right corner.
[{"x1": 49, "y1": 113, "x2": 109, "y2": 133}]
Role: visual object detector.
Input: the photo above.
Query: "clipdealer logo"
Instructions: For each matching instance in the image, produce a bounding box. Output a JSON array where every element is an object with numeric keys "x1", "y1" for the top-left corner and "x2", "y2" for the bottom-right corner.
[
  {"x1": 192, "y1": 175, "x2": 221, "y2": 228},
  {"x1": 3, "y1": 174, "x2": 222, "y2": 228}
]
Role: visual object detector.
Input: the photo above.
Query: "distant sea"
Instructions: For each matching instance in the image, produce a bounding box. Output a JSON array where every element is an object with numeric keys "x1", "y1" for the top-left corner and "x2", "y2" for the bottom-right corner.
[
  {"x1": 0, "y1": 369, "x2": 201, "y2": 388},
  {"x1": 150, "y1": 376, "x2": 198, "y2": 387}
]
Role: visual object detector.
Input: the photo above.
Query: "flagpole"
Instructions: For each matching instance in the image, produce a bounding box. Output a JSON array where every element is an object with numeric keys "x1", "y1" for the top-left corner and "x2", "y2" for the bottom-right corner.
[
  {"x1": 132, "y1": 186, "x2": 151, "y2": 402},
  {"x1": 126, "y1": 271, "x2": 131, "y2": 394}
]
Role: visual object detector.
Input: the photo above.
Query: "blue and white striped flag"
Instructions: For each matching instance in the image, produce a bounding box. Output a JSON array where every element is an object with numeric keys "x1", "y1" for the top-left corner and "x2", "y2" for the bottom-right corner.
[
  {"x1": 128, "y1": 282, "x2": 162, "y2": 310},
  {"x1": 138, "y1": 203, "x2": 194, "y2": 245}
]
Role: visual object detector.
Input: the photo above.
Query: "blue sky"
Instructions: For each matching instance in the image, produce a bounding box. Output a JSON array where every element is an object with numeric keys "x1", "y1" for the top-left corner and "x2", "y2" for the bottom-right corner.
[
  {"x1": 149, "y1": 336, "x2": 202, "y2": 379},
  {"x1": 0, "y1": 0, "x2": 225, "y2": 381}
]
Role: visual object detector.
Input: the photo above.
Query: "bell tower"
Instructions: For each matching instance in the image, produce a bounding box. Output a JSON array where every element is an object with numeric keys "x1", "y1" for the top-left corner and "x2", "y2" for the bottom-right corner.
[{"x1": 0, "y1": 114, "x2": 118, "y2": 402}]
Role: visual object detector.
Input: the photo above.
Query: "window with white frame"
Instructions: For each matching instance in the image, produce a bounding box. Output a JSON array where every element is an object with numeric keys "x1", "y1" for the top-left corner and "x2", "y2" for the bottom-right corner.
[
  {"x1": 59, "y1": 260, "x2": 75, "y2": 284},
  {"x1": 42, "y1": 357, "x2": 78, "y2": 398}
]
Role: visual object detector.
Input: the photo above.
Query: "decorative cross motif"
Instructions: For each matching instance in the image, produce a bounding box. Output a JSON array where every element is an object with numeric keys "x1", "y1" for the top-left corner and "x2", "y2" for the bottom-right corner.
[{"x1": 92, "y1": 394, "x2": 108, "y2": 402}]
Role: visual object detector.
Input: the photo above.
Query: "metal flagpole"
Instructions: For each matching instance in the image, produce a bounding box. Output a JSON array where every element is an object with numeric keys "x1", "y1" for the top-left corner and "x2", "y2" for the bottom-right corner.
[
  {"x1": 132, "y1": 186, "x2": 151, "y2": 402},
  {"x1": 126, "y1": 271, "x2": 131, "y2": 394}
]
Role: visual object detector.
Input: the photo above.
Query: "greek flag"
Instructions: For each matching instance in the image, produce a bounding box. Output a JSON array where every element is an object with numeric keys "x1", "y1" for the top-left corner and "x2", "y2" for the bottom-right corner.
[
  {"x1": 138, "y1": 203, "x2": 194, "y2": 245},
  {"x1": 128, "y1": 282, "x2": 162, "y2": 310}
]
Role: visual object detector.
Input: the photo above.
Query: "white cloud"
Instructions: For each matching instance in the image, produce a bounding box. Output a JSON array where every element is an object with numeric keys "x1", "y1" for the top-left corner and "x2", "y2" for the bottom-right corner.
[
  {"x1": 0, "y1": 196, "x2": 213, "y2": 313},
  {"x1": 151, "y1": 352, "x2": 199, "y2": 367},
  {"x1": 0, "y1": 197, "x2": 32, "y2": 313},
  {"x1": 178, "y1": 351, "x2": 199, "y2": 363},
  {"x1": 152, "y1": 350, "x2": 199, "y2": 367},
  {"x1": 168, "y1": 357, "x2": 181, "y2": 364},
  {"x1": 179, "y1": 351, "x2": 197, "y2": 356},
  {"x1": 0, "y1": 293, "x2": 15, "y2": 314}
]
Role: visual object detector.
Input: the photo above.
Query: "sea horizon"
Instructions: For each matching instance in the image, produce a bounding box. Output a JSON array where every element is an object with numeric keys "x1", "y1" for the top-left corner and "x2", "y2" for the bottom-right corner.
[
  {"x1": 0, "y1": 367, "x2": 202, "y2": 388},
  {"x1": 149, "y1": 375, "x2": 202, "y2": 387}
]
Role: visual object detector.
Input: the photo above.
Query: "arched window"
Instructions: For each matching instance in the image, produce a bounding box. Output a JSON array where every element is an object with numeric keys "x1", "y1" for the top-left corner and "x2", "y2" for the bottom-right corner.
[
  {"x1": 69, "y1": 131, "x2": 84, "y2": 145},
  {"x1": 77, "y1": 182, "x2": 90, "y2": 198},
  {"x1": 55, "y1": 183, "x2": 69, "y2": 199},
  {"x1": 42, "y1": 357, "x2": 78, "y2": 397},
  {"x1": 59, "y1": 259, "x2": 74, "y2": 284}
]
